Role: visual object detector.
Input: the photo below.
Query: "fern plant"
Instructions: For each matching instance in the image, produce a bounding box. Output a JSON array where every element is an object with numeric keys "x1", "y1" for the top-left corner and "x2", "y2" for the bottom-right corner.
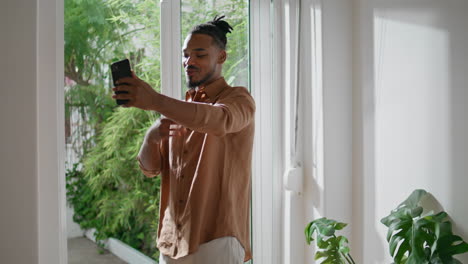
[
  {"x1": 66, "y1": 108, "x2": 161, "y2": 259},
  {"x1": 381, "y1": 189, "x2": 468, "y2": 264},
  {"x1": 305, "y1": 217, "x2": 356, "y2": 264},
  {"x1": 84, "y1": 108, "x2": 160, "y2": 258}
]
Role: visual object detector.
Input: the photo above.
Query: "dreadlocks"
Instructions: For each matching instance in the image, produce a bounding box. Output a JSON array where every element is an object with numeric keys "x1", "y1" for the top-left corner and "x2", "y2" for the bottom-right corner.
[{"x1": 189, "y1": 15, "x2": 233, "y2": 50}]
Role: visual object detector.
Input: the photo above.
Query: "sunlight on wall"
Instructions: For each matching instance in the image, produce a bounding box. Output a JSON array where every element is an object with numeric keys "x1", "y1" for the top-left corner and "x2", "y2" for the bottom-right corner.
[
  {"x1": 374, "y1": 12, "x2": 451, "y2": 218},
  {"x1": 373, "y1": 8, "x2": 455, "y2": 262}
]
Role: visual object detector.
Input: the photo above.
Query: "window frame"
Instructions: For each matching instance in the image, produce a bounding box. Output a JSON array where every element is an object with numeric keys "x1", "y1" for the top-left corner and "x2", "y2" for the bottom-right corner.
[
  {"x1": 160, "y1": 0, "x2": 182, "y2": 100},
  {"x1": 250, "y1": 1, "x2": 284, "y2": 263},
  {"x1": 160, "y1": 2, "x2": 285, "y2": 263},
  {"x1": 37, "y1": 0, "x2": 67, "y2": 262}
]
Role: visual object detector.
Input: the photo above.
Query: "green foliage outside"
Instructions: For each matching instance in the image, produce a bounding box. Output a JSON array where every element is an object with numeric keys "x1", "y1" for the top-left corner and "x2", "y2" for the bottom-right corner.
[
  {"x1": 65, "y1": 0, "x2": 249, "y2": 259},
  {"x1": 65, "y1": 0, "x2": 124, "y2": 154},
  {"x1": 71, "y1": 108, "x2": 161, "y2": 258}
]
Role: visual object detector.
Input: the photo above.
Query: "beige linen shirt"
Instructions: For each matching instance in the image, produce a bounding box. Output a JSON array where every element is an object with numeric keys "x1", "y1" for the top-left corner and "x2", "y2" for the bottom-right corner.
[{"x1": 138, "y1": 77, "x2": 255, "y2": 261}]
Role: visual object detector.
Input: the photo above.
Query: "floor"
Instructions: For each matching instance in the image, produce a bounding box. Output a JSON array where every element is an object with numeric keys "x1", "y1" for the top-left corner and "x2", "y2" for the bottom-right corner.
[{"x1": 68, "y1": 237, "x2": 127, "y2": 264}]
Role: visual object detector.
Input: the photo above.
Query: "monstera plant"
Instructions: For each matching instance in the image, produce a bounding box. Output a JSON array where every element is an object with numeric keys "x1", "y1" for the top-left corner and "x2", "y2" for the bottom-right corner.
[
  {"x1": 305, "y1": 217, "x2": 356, "y2": 264},
  {"x1": 381, "y1": 189, "x2": 468, "y2": 264}
]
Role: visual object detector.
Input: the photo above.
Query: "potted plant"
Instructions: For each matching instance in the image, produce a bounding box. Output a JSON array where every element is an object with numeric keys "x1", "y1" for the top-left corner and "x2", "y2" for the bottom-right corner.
[
  {"x1": 381, "y1": 189, "x2": 468, "y2": 264},
  {"x1": 305, "y1": 217, "x2": 355, "y2": 264}
]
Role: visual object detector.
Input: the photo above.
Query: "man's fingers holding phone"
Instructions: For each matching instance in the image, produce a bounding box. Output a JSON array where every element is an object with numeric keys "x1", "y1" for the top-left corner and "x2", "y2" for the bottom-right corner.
[
  {"x1": 112, "y1": 84, "x2": 132, "y2": 93},
  {"x1": 115, "y1": 73, "x2": 140, "y2": 86},
  {"x1": 112, "y1": 86, "x2": 133, "y2": 100},
  {"x1": 111, "y1": 70, "x2": 159, "y2": 110}
]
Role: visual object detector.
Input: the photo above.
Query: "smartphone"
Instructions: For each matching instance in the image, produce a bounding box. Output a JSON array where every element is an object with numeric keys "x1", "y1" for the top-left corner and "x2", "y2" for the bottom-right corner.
[{"x1": 110, "y1": 59, "x2": 132, "y2": 105}]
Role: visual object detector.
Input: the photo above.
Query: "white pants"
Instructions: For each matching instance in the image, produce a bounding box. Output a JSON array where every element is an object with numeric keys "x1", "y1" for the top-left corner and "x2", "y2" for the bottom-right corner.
[{"x1": 158, "y1": 237, "x2": 245, "y2": 264}]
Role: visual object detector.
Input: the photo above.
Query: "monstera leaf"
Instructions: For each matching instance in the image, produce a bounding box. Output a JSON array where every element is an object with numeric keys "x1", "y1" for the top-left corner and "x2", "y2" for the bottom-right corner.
[
  {"x1": 305, "y1": 217, "x2": 355, "y2": 264},
  {"x1": 381, "y1": 189, "x2": 468, "y2": 264},
  {"x1": 430, "y1": 220, "x2": 468, "y2": 264}
]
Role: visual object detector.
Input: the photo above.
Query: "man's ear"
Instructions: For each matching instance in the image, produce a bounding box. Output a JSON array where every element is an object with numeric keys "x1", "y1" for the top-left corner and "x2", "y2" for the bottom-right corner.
[{"x1": 217, "y1": 50, "x2": 227, "y2": 64}]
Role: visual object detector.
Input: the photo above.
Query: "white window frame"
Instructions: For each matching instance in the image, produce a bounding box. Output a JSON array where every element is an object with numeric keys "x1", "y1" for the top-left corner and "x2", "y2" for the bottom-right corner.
[
  {"x1": 276, "y1": 1, "x2": 326, "y2": 264},
  {"x1": 160, "y1": 1, "x2": 326, "y2": 264},
  {"x1": 250, "y1": 1, "x2": 284, "y2": 263},
  {"x1": 160, "y1": 2, "x2": 285, "y2": 263},
  {"x1": 163, "y1": 2, "x2": 293, "y2": 264},
  {"x1": 160, "y1": 0, "x2": 182, "y2": 99},
  {"x1": 37, "y1": 0, "x2": 67, "y2": 263}
]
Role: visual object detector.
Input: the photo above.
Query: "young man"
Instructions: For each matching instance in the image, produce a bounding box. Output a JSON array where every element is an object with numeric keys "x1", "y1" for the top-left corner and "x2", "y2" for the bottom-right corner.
[{"x1": 112, "y1": 16, "x2": 255, "y2": 264}]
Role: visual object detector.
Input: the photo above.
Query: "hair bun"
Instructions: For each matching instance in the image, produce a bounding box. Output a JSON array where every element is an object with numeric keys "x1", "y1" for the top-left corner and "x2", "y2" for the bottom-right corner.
[{"x1": 209, "y1": 15, "x2": 233, "y2": 35}]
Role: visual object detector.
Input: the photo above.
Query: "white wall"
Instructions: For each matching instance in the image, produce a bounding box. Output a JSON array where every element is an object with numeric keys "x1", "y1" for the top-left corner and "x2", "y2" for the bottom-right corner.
[
  {"x1": 1, "y1": 0, "x2": 39, "y2": 263},
  {"x1": 1, "y1": 0, "x2": 65, "y2": 263},
  {"x1": 321, "y1": 0, "x2": 353, "y2": 231},
  {"x1": 353, "y1": 0, "x2": 468, "y2": 262}
]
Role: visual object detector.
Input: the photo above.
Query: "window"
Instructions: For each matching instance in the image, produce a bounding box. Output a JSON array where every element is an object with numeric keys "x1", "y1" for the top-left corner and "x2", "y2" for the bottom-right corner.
[{"x1": 41, "y1": 0, "x2": 286, "y2": 262}]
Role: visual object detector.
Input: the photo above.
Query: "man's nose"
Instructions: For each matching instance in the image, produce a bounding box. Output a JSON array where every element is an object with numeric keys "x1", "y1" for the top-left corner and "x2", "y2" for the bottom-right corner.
[{"x1": 185, "y1": 56, "x2": 195, "y2": 66}]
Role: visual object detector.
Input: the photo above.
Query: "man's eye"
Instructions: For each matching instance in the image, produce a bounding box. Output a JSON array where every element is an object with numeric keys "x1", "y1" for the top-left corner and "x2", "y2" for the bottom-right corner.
[{"x1": 197, "y1": 54, "x2": 207, "y2": 58}]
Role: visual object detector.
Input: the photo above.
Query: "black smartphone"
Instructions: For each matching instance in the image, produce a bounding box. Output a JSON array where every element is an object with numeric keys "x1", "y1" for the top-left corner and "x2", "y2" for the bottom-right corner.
[{"x1": 110, "y1": 59, "x2": 132, "y2": 105}]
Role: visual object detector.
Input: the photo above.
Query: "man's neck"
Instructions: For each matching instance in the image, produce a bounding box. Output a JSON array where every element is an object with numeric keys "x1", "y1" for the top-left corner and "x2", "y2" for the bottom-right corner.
[{"x1": 197, "y1": 76, "x2": 223, "y2": 90}]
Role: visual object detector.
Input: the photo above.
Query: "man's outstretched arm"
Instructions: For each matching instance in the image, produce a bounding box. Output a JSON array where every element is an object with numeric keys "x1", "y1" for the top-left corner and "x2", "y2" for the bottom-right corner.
[{"x1": 113, "y1": 74, "x2": 255, "y2": 136}]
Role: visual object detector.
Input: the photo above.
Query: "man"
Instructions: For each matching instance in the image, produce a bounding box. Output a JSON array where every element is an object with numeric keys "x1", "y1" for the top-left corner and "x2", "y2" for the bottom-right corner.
[{"x1": 112, "y1": 16, "x2": 255, "y2": 264}]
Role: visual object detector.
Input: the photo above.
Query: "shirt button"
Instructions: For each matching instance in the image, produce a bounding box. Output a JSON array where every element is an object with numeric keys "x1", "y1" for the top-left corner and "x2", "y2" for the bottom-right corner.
[{"x1": 179, "y1": 199, "x2": 184, "y2": 204}]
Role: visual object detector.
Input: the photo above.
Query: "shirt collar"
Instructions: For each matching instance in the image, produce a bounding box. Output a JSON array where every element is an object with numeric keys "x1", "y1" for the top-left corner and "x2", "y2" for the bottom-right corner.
[{"x1": 186, "y1": 77, "x2": 228, "y2": 102}]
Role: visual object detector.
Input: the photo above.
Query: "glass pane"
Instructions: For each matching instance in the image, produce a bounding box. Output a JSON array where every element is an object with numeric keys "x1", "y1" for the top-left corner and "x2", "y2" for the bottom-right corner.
[
  {"x1": 65, "y1": 0, "x2": 161, "y2": 262},
  {"x1": 180, "y1": 0, "x2": 250, "y2": 95}
]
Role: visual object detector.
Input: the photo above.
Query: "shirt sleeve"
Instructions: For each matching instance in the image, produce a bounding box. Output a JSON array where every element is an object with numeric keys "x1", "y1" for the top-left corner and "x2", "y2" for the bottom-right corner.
[
  {"x1": 182, "y1": 87, "x2": 255, "y2": 136},
  {"x1": 136, "y1": 140, "x2": 167, "y2": 178},
  {"x1": 136, "y1": 155, "x2": 160, "y2": 178}
]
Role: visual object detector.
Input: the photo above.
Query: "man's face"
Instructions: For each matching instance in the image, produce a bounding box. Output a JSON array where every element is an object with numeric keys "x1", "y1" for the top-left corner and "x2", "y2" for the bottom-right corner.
[{"x1": 182, "y1": 33, "x2": 225, "y2": 88}]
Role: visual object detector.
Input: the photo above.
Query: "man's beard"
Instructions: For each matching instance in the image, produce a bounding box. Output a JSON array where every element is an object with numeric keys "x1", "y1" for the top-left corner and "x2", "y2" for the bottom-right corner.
[{"x1": 186, "y1": 67, "x2": 216, "y2": 89}]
